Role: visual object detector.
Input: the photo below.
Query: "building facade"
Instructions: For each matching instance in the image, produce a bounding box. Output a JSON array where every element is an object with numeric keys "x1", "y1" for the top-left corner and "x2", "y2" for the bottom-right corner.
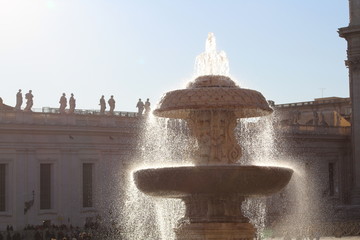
[
  {"x1": 0, "y1": 110, "x2": 140, "y2": 230},
  {"x1": 274, "y1": 97, "x2": 352, "y2": 206},
  {"x1": 339, "y1": 0, "x2": 360, "y2": 205},
  {"x1": 0, "y1": 97, "x2": 355, "y2": 232},
  {"x1": 0, "y1": 1, "x2": 358, "y2": 234}
]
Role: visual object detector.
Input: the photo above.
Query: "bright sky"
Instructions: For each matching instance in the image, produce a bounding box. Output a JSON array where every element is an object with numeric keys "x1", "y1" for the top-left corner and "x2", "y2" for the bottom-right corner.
[{"x1": 0, "y1": 0, "x2": 350, "y2": 112}]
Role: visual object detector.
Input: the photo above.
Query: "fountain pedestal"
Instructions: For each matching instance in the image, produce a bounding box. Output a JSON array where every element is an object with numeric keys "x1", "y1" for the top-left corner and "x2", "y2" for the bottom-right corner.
[
  {"x1": 176, "y1": 195, "x2": 255, "y2": 240},
  {"x1": 176, "y1": 222, "x2": 255, "y2": 240},
  {"x1": 182, "y1": 196, "x2": 247, "y2": 223}
]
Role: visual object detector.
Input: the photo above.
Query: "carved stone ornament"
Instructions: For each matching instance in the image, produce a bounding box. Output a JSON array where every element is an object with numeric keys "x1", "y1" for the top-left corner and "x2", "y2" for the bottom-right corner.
[
  {"x1": 187, "y1": 110, "x2": 242, "y2": 164},
  {"x1": 153, "y1": 75, "x2": 272, "y2": 165},
  {"x1": 345, "y1": 58, "x2": 360, "y2": 70}
]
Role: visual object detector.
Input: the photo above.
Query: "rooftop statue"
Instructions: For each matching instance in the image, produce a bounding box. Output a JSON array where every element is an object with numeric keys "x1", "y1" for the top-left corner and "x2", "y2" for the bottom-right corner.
[
  {"x1": 24, "y1": 90, "x2": 33, "y2": 112},
  {"x1": 108, "y1": 95, "x2": 115, "y2": 115},
  {"x1": 99, "y1": 95, "x2": 106, "y2": 114},
  {"x1": 15, "y1": 89, "x2": 22, "y2": 111},
  {"x1": 144, "y1": 98, "x2": 151, "y2": 115},
  {"x1": 136, "y1": 98, "x2": 144, "y2": 116},
  {"x1": 69, "y1": 93, "x2": 76, "y2": 114},
  {"x1": 59, "y1": 93, "x2": 67, "y2": 114}
]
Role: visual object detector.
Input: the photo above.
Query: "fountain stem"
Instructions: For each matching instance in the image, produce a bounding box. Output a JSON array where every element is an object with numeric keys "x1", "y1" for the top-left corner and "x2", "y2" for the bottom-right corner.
[
  {"x1": 176, "y1": 195, "x2": 256, "y2": 239},
  {"x1": 187, "y1": 110, "x2": 242, "y2": 165},
  {"x1": 182, "y1": 195, "x2": 248, "y2": 223}
]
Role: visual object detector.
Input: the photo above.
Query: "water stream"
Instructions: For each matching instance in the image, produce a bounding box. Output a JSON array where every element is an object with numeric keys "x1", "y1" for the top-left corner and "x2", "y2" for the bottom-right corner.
[{"x1": 119, "y1": 33, "x2": 324, "y2": 240}]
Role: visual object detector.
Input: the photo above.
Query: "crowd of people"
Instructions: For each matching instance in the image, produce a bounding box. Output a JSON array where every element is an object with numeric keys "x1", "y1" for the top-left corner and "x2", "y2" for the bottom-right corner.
[
  {"x1": 0, "y1": 222, "x2": 126, "y2": 240},
  {"x1": 12, "y1": 89, "x2": 151, "y2": 116}
]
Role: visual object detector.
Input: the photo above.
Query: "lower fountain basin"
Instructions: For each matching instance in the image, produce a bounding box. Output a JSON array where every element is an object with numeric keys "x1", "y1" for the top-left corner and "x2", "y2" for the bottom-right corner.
[{"x1": 134, "y1": 165, "x2": 293, "y2": 198}]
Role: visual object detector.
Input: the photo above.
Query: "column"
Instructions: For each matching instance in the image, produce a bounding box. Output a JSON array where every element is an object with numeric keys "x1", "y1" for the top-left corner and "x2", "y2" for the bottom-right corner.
[
  {"x1": 350, "y1": 0, "x2": 360, "y2": 26},
  {"x1": 339, "y1": 0, "x2": 360, "y2": 204}
]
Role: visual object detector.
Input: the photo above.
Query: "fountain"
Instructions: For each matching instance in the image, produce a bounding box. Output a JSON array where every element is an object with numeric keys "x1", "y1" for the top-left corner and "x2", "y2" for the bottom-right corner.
[{"x1": 133, "y1": 33, "x2": 293, "y2": 240}]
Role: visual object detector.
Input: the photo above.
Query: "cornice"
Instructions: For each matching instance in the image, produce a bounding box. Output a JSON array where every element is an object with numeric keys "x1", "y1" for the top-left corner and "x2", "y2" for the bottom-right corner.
[
  {"x1": 275, "y1": 98, "x2": 351, "y2": 109},
  {"x1": 278, "y1": 125, "x2": 351, "y2": 138},
  {"x1": 339, "y1": 26, "x2": 360, "y2": 38},
  {"x1": 0, "y1": 111, "x2": 142, "y2": 128},
  {"x1": 0, "y1": 142, "x2": 137, "y2": 151},
  {"x1": 0, "y1": 123, "x2": 139, "y2": 136},
  {"x1": 345, "y1": 57, "x2": 360, "y2": 69}
]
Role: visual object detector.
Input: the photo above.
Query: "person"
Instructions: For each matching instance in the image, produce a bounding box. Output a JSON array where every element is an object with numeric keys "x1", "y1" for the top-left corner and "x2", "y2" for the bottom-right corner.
[
  {"x1": 108, "y1": 95, "x2": 115, "y2": 115},
  {"x1": 45, "y1": 230, "x2": 50, "y2": 240},
  {"x1": 11, "y1": 233, "x2": 19, "y2": 240},
  {"x1": 144, "y1": 98, "x2": 151, "y2": 115},
  {"x1": 24, "y1": 90, "x2": 33, "y2": 112},
  {"x1": 34, "y1": 230, "x2": 42, "y2": 240},
  {"x1": 15, "y1": 89, "x2": 22, "y2": 110},
  {"x1": 59, "y1": 93, "x2": 67, "y2": 114},
  {"x1": 99, "y1": 95, "x2": 106, "y2": 114},
  {"x1": 69, "y1": 93, "x2": 76, "y2": 114},
  {"x1": 136, "y1": 98, "x2": 144, "y2": 116},
  {"x1": 57, "y1": 230, "x2": 64, "y2": 240}
]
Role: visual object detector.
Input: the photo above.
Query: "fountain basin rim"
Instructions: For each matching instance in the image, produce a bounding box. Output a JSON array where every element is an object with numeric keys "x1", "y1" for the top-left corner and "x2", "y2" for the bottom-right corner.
[
  {"x1": 154, "y1": 87, "x2": 272, "y2": 119},
  {"x1": 187, "y1": 75, "x2": 237, "y2": 88},
  {"x1": 133, "y1": 165, "x2": 293, "y2": 198}
]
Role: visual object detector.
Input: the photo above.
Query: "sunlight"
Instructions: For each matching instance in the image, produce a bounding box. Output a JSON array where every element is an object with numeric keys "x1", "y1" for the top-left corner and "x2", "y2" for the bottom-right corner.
[{"x1": 0, "y1": 0, "x2": 47, "y2": 51}]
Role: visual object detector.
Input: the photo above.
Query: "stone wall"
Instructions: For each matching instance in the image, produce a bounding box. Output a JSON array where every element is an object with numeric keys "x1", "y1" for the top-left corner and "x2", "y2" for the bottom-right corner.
[{"x1": 0, "y1": 111, "x2": 141, "y2": 231}]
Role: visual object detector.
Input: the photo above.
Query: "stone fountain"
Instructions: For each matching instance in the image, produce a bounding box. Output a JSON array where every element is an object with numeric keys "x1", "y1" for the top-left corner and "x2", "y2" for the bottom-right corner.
[{"x1": 134, "y1": 33, "x2": 293, "y2": 240}]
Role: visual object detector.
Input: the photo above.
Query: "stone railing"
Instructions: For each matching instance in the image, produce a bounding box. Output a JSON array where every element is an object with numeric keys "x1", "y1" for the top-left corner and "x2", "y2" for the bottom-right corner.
[
  {"x1": 20, "y1": 107, "x2": 137, "y2": 117},
  {"x1": 275, "y1": 98, "x2": 351, "y2": 108},
  {"x1": 0, "y1": 110, "x2": 141, "y2": 128},
  {"x1": 279, "y1": 125, "x2": 351, "y2": 136}
]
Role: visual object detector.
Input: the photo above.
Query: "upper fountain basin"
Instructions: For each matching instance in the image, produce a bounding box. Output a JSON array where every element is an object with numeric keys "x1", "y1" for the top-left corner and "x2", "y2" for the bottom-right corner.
[
  {"x1": 133, "y1": 165, "x2": 293, "y2": 198},
  {"x1": 153, "y1": 75, "x2": 273, "y2": 119}
]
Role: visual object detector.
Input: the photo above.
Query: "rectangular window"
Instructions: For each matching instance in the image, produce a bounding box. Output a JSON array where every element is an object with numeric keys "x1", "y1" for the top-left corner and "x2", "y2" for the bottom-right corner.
[
  {"x1": 329, "y1": 163, "x2": 334, "y2": 196},
  {"x1": 40, "y1": 164, "x2": 51, "y2": 209},
  {"x1": 83, "y1": 163, "x2": 93, "y2": 208},
  {"x1": 0, "y1": 164, "x2": 6, "y2": 211}
]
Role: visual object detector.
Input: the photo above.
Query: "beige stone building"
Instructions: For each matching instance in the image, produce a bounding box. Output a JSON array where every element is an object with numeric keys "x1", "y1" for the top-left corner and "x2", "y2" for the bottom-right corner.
[
  {"x1": 0, "y1": 1, "x2": 358, "y2": 234},
  {"x1": 0, "y1": 96, "x2": 355, "y2": 232},
  {"x1": 339, "y1": 0, "x2": 360, "y2": 205},
  {"x1": 0, "y1": 109, "x2": 140, "y2": 230},
  {"x1": 274, "y1": 97, "x2": 352, "y2": 205}
]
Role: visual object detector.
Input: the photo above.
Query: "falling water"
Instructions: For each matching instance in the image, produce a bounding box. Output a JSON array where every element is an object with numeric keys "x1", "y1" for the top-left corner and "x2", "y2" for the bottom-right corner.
[
  {"x1": 121, "y1": 115, "x2": 194, "y2": 240},
  {"x1": 238, "y1": 115, "x2": 279, "y2": 237},
  {"x1": 123, "y1": 33, "x2": 274, "y2": 240},
  {"x1": 238, "y1": 111, "x2": 328, "y2": 239},
  {"x1": 122, "y1": 33, "x2": 310, "y2": 240},
  {"x1": 128, "y1": 103, "x2": 287, "y2": 240},
  {"x1": 120, "y1": 35, "x2": 231, "y2": 238}
]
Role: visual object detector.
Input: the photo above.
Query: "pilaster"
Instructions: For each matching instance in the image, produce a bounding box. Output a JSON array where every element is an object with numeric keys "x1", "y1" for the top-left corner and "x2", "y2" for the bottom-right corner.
[
  {"x1": 350, "y1": 0, "x2": 360, "y2": 26},
  {"x1": 339, "y1": 1, "x2": 360, "y2": 204}
]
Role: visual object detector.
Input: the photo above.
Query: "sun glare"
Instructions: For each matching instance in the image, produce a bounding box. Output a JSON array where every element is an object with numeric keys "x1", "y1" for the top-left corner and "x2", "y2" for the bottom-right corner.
[{"x1": 0, "y1": 0, "x2": 47, "y2": 51}]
